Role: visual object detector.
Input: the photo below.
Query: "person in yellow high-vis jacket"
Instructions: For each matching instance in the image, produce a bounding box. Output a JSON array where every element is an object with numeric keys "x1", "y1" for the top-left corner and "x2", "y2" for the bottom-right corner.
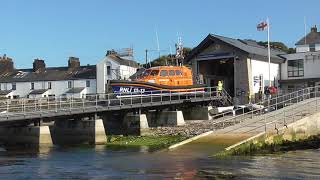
[{"x1": 217, "y1": 80, "x2": 223, "y2": 96}]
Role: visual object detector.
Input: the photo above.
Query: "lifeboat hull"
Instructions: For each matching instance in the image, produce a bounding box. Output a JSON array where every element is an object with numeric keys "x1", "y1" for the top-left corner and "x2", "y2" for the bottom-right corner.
[{"x1": 109, "y1": 80, "x2": 206, "y2": 95}]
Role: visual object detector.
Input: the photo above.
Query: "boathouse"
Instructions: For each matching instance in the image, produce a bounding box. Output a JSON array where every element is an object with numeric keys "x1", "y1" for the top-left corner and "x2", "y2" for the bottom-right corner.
[{"x1": 184, "y1": 34, "x2": 285, "y2": 103}]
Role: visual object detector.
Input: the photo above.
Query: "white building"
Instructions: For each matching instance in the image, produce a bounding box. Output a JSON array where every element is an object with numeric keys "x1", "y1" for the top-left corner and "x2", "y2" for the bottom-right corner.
[
  {"x1": 97, "y1": 50, "x2": 139, "y2": 94},
  {"x1": 279, "y1": 25, "x2": 320, "y2": 92},
  {"x1": 0, "y1": 56, "x2": 96, "y2": 99}
]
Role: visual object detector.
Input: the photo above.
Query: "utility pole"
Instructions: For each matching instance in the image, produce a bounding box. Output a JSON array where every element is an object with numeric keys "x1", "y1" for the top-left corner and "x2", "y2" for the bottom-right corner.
[{"x1": 145, "y1": 49, "x2": 148, "y2": 68}]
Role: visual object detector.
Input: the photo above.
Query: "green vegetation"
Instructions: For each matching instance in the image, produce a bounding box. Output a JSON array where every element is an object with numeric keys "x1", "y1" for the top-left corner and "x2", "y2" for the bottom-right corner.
[
  {"x1": 143, "y1": 47, "x2": 192, "y2": 67},
  {"x1": 106, "y1": 135, "x2": 187, "y2": 150},
  {"x1": 214, "y1": 134, "x2": 320, "y2": 158},
  {"x1": 257, "y1": 41, "x2": 296, "y2": 54}
]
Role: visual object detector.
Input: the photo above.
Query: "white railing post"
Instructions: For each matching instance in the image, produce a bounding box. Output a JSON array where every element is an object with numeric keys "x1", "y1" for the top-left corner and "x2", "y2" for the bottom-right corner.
[
  {"x1": 55, "y1": 97, "x2": 58, "y2": 112},
  {"x1": 202, "y1": 89, "x2": 204, "y2": 100},
  {"x1": 107, "y1": 93, "x2": 110, "y2": 107},
  {"x1": 22, "y1": 99, "x2": 24, "y2": 113},
  {"x1": 140, "y1": 91, "x2": 143, "y2": 104},
  {"x1": 82, "y1": 97, "x2": 85, "y2": 111},
  {"x1": 59, "y1": 96, "x2": 62, "y2": 109},
  {"x1": 70, "y1": 96, "x2": 72, "y2": 111},
  {"x1": 95, "y1": 94, "x2": 98, "y2": 109},
  {"x1": 47, "y1": 97, "x2": 50, "y2": 110},
  {"x1": 6, "y1": 100, "x2": 9, "y2": 112},
  {"x1": 38, "y1": 99, "x2": 40, "y2": 112}
]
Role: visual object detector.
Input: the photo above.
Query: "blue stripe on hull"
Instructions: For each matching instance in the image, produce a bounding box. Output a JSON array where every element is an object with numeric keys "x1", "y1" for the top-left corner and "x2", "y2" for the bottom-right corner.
[{"x1": 111, "y1": 85, "x2": 168, "y2": 94}]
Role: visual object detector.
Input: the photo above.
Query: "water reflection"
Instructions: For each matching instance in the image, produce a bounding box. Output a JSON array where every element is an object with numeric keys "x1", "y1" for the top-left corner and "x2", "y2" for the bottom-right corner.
[{"x1": 0, "y1": 143, "x2": 319, "y2": 179}]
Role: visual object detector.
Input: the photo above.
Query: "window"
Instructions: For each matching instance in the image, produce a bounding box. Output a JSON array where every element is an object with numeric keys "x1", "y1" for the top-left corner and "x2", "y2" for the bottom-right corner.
[
  {"x1": 175, "y1": 70, "x2": 182, "y2": 76},
  {"x1": 169, "y1": 70, "x2": 175, "y2": 76},
  {"x1": 288, "y1": 59, "x2": 304, "y2": 77},
  {"x1": 142, "y1": 70, "x2": 151, "y2": 77},
  {"x1": 86, "y1": 80, "x2": 90, "y2": 87},
  {"x1": 160, "y1": 70, "x2": 168, "y2": 77},
  {"x1": 150, "y1": 70, "x2": 159, "y2": 76},
  {"x1": 310, "y1": 44, "x2": 316, "y2": 52},
  {"x1": 31, "y1": 82, "x2": 34, "y2": 90},
  {"x1": 68, "y1": 81, "x2": 72, "y2": 88},
  {"x1": 48, "y1": 82, "x2": 52, "y2": 89},
  {"x1": 107, "y1": 66, "x2": 111, "y2": 76},
  {"x1": 12, "y1": 83, "x2": 16, "y2": 90}
]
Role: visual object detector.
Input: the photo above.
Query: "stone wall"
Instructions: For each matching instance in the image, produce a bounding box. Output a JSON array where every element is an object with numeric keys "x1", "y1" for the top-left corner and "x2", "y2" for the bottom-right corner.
[{"x1": 224, "y1": 111, "x2": 320, "y2": 155}]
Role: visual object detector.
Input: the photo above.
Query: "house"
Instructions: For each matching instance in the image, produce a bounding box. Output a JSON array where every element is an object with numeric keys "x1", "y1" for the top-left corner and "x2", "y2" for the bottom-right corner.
[
  {"x1": 184, "y1": 34, "x2": 285, "y2": 103},
  {"x1": 279, "y1": 25, "x2": 320, "y2": 92},
  {"x1": 0, "y1": 55, "x2": 96, "y2": 99},
  {"x1": 96, "y1": 49, "x2": 139, "y2": 94}
]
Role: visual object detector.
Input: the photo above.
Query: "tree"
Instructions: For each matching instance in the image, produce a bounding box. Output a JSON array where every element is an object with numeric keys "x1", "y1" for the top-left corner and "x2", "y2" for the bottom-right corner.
[
  {"x1": 257, "y1": 41, "x2": 288, "y2": 51},
  {"x1": 287, "y1": 48, "x2": 296, "y2": 54},
  {"x1": 142, "y1": 47, "x2": 193, "y2": 67}
]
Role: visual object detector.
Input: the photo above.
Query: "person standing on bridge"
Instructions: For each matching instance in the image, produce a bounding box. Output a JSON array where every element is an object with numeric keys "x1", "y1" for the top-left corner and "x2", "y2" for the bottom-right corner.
[{"x1": 218, "y1": 80, "x2": 223, "y2": 96}]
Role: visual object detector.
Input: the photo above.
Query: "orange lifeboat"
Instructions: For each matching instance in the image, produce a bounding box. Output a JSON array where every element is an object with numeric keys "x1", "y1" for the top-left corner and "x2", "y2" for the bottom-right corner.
[{"x1": 110, "y1": 66, "x2": 205, "y2": 94}]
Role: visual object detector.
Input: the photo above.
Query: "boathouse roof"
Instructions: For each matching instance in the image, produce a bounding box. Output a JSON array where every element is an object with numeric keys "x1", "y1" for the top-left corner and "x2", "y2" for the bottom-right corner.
[{"x1": 185, "y1": 34, "x2": 286, "y2": 63}]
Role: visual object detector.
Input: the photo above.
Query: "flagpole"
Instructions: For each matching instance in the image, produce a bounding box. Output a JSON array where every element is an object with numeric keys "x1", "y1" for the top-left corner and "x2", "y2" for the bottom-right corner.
[{"x1": 267, "y1": 17, "x2": 271, "y2": 87}]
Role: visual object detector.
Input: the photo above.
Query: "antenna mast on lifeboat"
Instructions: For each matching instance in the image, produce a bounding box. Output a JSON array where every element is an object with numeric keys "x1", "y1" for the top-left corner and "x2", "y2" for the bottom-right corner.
[{"x1": 175, "y1": 37, "x2": 184, "y2": 66}]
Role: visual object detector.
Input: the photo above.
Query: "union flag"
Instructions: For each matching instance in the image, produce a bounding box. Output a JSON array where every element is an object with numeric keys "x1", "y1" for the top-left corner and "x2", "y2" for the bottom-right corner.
[{"x1": 257, "y1": 21, "x2": 268, "y2": 31}]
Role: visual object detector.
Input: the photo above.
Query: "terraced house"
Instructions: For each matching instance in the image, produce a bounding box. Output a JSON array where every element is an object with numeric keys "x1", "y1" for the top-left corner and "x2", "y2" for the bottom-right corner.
[{"x1": 0, "y1": 55, "x2": 96, "y2": 99}]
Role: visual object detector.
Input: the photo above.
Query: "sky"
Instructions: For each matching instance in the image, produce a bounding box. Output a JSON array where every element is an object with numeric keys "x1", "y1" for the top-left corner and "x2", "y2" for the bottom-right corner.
[{"x1": 1, "y1": 0, "x2": 320, "y2": 68}]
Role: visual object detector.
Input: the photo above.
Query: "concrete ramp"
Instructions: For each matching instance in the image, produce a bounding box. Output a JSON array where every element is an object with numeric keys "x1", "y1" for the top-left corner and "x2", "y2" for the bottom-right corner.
[{"x1": 170, "y1": 95, "x2": 320, "y2": 151}]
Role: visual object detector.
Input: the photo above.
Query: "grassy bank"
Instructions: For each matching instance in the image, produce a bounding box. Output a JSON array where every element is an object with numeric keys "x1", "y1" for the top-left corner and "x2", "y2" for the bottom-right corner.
[
  {"x1": 214, "y1": 134, "x2": 320, "y2": 158},
  {"x1": 106, "y1": 135, "x2": 187, "y2": 150}
]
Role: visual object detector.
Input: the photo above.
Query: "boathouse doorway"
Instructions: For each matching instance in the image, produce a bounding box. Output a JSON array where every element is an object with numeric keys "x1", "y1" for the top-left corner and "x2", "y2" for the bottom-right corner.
[{"x1": 198, "y1": 57, "x2": 234, "y2": 96}]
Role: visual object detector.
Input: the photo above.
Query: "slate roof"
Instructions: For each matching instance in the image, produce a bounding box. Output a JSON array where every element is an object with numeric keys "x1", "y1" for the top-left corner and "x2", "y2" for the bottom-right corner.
[
  {"x1": 0, "y1": 65, "x2": 96, "y2": 83},
  {"x1": 0, "y1": 90, "x2": 12, "y2": 95},
  {"x1": 29, "y1": 89, "x2": 48, "y2": 95},
  {"x1": 108, "y1": 55, "x2": 139, "y2": 68},
  {"x1": 296, "y1": 30, "x2": 320, "y2": 45},
  {"x1": 280, "y1": 51, "x2": 320, "y2": 61},
  {"x1": 66, "y1": 87, "x2": 85, "y2": 94},
  {"x1": 185, "y1": 34, "x2": 286, "y2": 63}
]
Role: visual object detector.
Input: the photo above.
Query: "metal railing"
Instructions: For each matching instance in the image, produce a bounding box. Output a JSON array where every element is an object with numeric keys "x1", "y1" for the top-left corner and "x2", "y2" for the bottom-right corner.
[
  {"x1": 0, "y1": 87, "x2": 227, "y2": 121},
  {"x1": 209, "y1": 86, "x2": 320, "y2": 134}
]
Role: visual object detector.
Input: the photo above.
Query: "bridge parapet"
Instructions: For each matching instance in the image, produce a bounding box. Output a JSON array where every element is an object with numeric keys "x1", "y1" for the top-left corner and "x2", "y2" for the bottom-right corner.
[{"x1": 0, "y1": 87, "x2": 229, "y2": 123}]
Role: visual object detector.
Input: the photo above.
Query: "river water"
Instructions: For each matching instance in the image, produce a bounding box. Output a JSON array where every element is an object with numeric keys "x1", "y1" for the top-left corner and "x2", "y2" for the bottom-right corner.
[{"x1": 0, "y1": 142, "x2": 319, "y2": 179}]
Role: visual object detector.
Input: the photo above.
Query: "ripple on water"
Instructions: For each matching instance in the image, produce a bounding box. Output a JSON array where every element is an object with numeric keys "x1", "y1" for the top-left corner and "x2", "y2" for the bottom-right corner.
[{"x1": 0, "y1": 146, "x2": 319, "y2": 179}]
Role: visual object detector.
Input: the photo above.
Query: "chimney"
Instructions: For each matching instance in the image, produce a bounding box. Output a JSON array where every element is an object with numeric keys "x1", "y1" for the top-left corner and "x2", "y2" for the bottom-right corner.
[
  {"x1": 68, "y1": 57, "x2": 80, "y2": 70},
  {"x1": 33, "y1": 59, "x2": 46, "y2": 72},
  {"x1": 0, "y1": 54, "x2": 14, "y2": 72},
  {"x1": 311, "y1": 25, "x2": 318, "y2": 33},
  {"x1": 106, "y1": 49, "x2": 117, "y2": 56}
]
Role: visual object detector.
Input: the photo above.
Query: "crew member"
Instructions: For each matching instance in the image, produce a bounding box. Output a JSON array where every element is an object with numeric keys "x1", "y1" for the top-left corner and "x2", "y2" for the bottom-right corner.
[{"x1": 218, "y1": 80, "x2": 223, "y2": 95}]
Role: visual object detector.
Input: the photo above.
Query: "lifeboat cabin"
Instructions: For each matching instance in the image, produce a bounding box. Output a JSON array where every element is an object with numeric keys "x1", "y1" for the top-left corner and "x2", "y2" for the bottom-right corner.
[{"x1": 137, "y1": 66, "x2": 193, "y2": 86}]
